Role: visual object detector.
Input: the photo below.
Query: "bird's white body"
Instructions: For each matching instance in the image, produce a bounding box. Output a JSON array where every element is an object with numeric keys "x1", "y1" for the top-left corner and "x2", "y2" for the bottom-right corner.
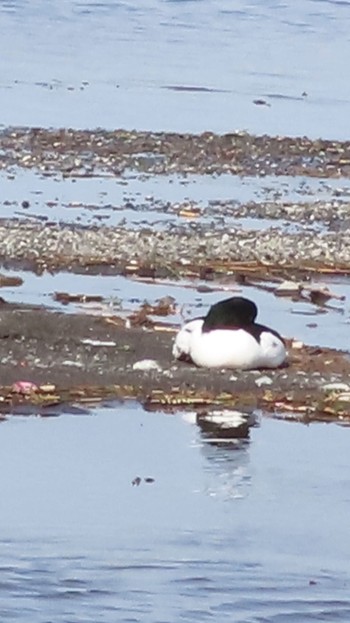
[
  {"x1": 172, "y1": 319, "x2": 203, "y2": 361},
  {"x1": 173, "y1": 301, "x2": 286, "y2": 370}
]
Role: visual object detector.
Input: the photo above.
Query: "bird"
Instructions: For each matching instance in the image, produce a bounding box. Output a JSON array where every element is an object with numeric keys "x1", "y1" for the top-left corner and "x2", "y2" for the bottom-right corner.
[{"x1": 172, "y1": 296, "x2": 286, "y2": 370}]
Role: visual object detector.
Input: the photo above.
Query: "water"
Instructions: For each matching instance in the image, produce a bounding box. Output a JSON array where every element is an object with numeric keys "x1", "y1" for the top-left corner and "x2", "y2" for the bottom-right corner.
[
  {"x1": 2, "y1": 168, "x2": 349, "y2": 229},
  {"x1": 0, "y1": 406, "x2": 349, "y2": 621},
  {"x1": 1, "y1": 0, "x2": 350, "y2": 138},
  {"x1": 1, "y1": 267, "x2": 349, "y2": 349}
]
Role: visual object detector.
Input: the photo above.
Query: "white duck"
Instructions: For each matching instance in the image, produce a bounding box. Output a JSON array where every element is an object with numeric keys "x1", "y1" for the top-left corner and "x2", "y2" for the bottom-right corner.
[{"x1": 173, "y1": 296, "x2": 286, "y2": 370}]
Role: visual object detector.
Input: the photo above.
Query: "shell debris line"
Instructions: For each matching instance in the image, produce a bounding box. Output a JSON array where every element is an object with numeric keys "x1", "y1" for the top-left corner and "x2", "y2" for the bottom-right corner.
[{"x1": 1, "y1": 128, "x2": 350, "y2": 420}]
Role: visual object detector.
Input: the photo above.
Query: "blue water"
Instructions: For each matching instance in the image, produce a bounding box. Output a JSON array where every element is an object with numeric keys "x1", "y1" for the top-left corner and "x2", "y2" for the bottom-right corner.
[
  {"x1": 0, "y1": 266, "x2": 348, "y2": 350},
  {"x1": 1, "y1": 168, "x2": 349, "y2": 228},
  {"x1": 1, "y1": 0, "x2": 350, "y2": 137},
  {"x1": 0, "y1": 406, "x2": 349, "y2": 621}
]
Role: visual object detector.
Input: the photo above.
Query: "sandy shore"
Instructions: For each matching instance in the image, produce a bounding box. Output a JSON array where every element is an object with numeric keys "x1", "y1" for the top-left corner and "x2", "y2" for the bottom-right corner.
[{"x1": 1, "y1": 302, "x2": 350, "y2": 421}]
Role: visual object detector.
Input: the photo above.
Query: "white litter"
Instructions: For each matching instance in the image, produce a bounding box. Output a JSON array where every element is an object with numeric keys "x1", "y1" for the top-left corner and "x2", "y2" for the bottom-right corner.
[
  {"x1": 81, "y1": 339, "x2": 116, "y2": 347},
  {"x1": 255, "y1": 375, "x2": 273, "y2": 387},
  {"x1": 132, "y1": 359, "x2": 162, "y2": 372}
]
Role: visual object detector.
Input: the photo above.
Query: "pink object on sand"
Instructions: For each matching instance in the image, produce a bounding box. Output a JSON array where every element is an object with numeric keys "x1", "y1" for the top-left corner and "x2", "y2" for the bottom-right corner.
[{"x1": 11, "y1": 381, "x2": 39, "y2": 395}]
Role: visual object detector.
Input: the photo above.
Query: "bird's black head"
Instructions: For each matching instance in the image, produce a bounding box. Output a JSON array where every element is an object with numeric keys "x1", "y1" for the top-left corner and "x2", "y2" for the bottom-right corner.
[{"x1": 202, "y1": 296, "x2": 258, "y2": 332}]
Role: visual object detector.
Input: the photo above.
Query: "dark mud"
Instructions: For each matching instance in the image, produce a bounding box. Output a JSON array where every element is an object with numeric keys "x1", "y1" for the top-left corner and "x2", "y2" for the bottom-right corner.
[{"x1": 1, "y1": 302, "x2": 350, "y2": 421}]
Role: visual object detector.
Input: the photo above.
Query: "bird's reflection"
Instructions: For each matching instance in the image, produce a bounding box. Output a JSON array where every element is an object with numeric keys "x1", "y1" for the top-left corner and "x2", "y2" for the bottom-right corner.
[
  {"x1": 193, "y1": 409, "x2": 258, "y2": 500},
  {"x1": 196, "y1": 408, "x2": 257, "y2": 443}
]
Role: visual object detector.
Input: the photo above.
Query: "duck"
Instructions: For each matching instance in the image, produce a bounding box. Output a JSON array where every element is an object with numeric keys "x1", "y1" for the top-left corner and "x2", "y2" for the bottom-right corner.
[{"x1": 172, "y1": 296, "x2": 286, "y2": 370}]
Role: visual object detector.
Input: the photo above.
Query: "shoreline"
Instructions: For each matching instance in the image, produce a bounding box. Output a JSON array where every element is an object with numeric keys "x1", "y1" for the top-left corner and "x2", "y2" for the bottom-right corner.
[
  {"x1": 1, "y1": 303, "x2": 350, "y2": 422},
  {"x1": 1, "y1": 127, "x2": 350, "y2": 178}
]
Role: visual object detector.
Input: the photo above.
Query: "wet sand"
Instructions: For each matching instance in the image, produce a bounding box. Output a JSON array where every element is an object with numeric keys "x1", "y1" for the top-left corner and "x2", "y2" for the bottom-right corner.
[{"x1": 1, "y1": 302, "x2": 350, "y2": 422}]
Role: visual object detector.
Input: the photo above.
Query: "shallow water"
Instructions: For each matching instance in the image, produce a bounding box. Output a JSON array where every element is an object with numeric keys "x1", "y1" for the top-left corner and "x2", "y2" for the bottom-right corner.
[
  {"x1": 1, "y1": 0, "x2": 350, "y2": 138},
  {"x1": 2, "y1": 168, "x2": 346, "y2": 230},
  {"x1": 0, "y1": 405, "x2": 350, "y2": 621},
  {"x1": 1, "y1": 267, "x2": 349, "y2": 350}
]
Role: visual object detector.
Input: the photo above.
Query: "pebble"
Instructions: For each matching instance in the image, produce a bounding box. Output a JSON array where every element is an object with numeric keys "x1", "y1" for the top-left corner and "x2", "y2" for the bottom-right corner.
[
  {"x1": 39, "y1": 383, "x2": 56, "y2": 393},
  {"x1": 336, "y1": 392, "x2": 350, "y2": 402},
  {"x1": 1, "y1": 220, "x2": 350, "y2": 273},
  {"x1": 81, "y1": 339, "x2": 116, "y2": 347},
  {"x1": 323, "y1": 382, "x2": 350, "y2": 393},
  {"x1": 62, "y1": 360, "x2": 84, "y2": 367},
  {"x1": 132, "y1": 359, "x2": 162, "y2": 372},
  {"x1": 275, "y1": 280, "x2": 301, "y2": 295},
  {"x1": 255, "y1": 375, "x2": 273, "y2": 387},
  {"x1": 291, "y1": 340, "x2": 304, "y2": 349}
]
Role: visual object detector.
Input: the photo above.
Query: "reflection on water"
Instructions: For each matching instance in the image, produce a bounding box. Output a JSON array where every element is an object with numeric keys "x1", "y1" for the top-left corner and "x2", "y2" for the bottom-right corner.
[
  {"x1": 188, "y1": 407, "x2": 256, "y2": 500},
  {"x1": 199, "y1": 437, "x2": 252, "y2": 501},
  {"x1": 0, "y1": 405, "x2": 350, "y2": 621}
]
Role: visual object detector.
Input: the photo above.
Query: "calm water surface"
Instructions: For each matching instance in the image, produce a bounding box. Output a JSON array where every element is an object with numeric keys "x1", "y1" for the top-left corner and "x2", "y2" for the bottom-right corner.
[
  {"x1": 0, "y1": 406, "x2": 349, "y2": 622},
  {"x1": 1, "y1": 0, "x2": 350, "y2": 137},
  {"x1": 2, "y1": 168, "x2": 349, "y2": 227}
]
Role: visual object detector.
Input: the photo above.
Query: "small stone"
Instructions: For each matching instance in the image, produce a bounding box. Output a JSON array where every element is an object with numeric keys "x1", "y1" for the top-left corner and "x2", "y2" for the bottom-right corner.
[
  {"x1": 337, "y1": 392, "x2": 350, "y2": 402},
  {"x1": 323, "y1": 382, "x2": 350, "y2": 393},
  {"x1": 291, "y1": 340, "x2": 304, "y2": 349},
  {"x1": 132, "y1": 359, "x2": 162, "y2": 372},
  {"x1": 39, "y1": 383, "x2": 56, "y2": 393},
  {"x1": 62, "y1": 360, "x2": 83, "y2": 367},
  {"x1": 275, "y1": 280, "x2": 301, "y2": 295},
  {"x1": 255, "y1": 375, "x2": 273, "y2": 387},
  {"x1": 81, "y1": 339, "x2": 116, "y2": 347}
]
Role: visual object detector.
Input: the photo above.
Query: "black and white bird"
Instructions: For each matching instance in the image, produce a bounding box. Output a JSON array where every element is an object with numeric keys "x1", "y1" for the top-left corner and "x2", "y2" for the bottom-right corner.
[{"x1": 173, "y1": 296, "x2": 286, "y2": 370}]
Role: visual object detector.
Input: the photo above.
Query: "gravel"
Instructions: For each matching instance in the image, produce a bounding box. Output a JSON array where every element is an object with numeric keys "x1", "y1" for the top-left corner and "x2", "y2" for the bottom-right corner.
[
  {"x1": 1, "y1": 221, "x2": 350, "y2": 275},
  {"x1": 1, "y1": 127, "x2": 350, "y2": 178}
]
